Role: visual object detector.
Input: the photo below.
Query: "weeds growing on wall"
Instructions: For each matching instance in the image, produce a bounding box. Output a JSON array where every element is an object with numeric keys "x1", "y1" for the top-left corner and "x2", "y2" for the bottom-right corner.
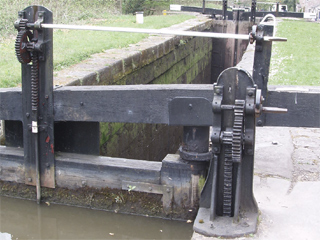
[{"x1": 122, "y1": 0, "x2": 170, "y2": 15}]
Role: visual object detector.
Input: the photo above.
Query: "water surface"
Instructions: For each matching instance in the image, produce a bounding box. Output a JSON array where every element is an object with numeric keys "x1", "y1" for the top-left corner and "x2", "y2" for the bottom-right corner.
[{"x1": 0, "y1": 196, "x2": 193, "y2": 239}]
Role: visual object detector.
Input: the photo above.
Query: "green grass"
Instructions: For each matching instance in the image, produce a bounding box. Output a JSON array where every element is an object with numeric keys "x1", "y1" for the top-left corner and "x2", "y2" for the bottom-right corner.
[
  {"x1": 0, "y1": 13, "x2": 194, "y2": 88},
  {"x1": 269, "y1": 19, "x2": 320, "y2": 86}
]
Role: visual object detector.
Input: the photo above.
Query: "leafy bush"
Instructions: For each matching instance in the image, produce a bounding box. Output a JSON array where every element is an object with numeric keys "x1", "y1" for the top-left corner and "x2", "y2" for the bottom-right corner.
[{"x1": 122, "y1": 0, "x2": 169, "y2": 15}]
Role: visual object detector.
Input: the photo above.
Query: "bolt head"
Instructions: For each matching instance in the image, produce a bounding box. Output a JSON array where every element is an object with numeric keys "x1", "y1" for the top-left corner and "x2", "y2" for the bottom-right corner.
[{"x1": 28, "y1": 177, "x2": 32, "y2": 182}]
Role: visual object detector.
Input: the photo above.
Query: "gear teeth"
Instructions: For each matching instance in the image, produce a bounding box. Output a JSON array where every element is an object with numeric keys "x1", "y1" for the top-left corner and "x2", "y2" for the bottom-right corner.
[
  {"x1": 223, "y1": 147, "x2": 233, "y2": 216},
  {"x1": 19, "y1": 19, "x2": 28, "y2": 30},
  {"x1": 222, "y1": 99, "x2": 245, "y2": 216},
  {"x1": 232, "y1": 100, "x2": 245, "y2": 163},
  {"x1": 15, "y1": 30, "x2": 33, "y2": 64}
]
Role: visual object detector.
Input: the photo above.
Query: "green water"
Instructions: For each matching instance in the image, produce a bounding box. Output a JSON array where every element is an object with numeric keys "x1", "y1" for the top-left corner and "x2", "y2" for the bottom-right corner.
[{"x1": 0, "y1": 196, "x2": 193, "y2": 239}]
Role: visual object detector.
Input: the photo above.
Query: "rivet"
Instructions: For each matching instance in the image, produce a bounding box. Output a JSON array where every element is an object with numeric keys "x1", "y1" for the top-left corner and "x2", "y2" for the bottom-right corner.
[
  {"x1": 80, "y1": 102, "x2": 84, "y2": 106},
  {"x1": 188, "y1": 104, "x2": 193, "y2": 110},
  {"x1": 26, "y1": 113, "x2": 30, "y2": 118},
  {"x1": 28, "y1": 177, "x2": 32, "y2": 182},
  {"x1": 248, "y1": 91, "x2": 254, "y2": 97}
]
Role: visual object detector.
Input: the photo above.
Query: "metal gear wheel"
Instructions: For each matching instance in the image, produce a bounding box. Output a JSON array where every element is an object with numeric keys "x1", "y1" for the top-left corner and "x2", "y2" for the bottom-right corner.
[{"x1": 15, "y1": 30, "x2": 33, "y2": 64}]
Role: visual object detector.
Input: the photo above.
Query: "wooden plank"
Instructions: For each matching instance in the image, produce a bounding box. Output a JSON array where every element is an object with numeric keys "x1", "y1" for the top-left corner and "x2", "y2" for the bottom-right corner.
[
  {"x1": 265, "y1": 89, "x2": 320, "y2": 128},
  {"x1": 0, "y1": 88, "x2": 22, "y2": 121},
  {"x1": 53, "y1": 84, "x2": 214, "y2": 125},
  {"x1": 2, "y1": 85, "x2": 320, "y2": 127},
  {"x1": 0, "y1": 146, "x2": 24, "y2": 183},
  {"x1": 55, "y1": 152, "x2": 162, "y2": 189},
  {"x1": 0, "y1": 85, "x2": 214, "y2": 125}
]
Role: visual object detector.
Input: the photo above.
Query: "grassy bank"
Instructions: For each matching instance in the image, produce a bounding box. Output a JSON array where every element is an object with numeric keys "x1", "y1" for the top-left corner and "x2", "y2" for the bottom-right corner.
[
  {"x1": 0, "y1": 1, "x2": 194, "y2": 88},
  {"x1": 0, "y1": 0, "x2": 121, "y2": 39},
  {"x1": 269, "y1": 19, "x2": 320, "y2": 86}
]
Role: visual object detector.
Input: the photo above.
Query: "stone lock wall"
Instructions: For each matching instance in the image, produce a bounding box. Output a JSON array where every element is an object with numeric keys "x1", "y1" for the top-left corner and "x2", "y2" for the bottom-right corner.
[
  {"x1": 98, "y1": 34, "x2": 213, "y2": 161},
  {"x1": 51, "y1": 15, "x2": 252, "y2": 161},
  {"x1": 52, "y1": 16, "x2": 214, "y2": 161}
]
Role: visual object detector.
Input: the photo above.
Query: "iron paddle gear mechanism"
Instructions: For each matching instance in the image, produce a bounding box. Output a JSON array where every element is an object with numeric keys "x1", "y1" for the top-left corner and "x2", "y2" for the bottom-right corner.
[
  {"x1": 14, "y1": 7, "x2": 54, "y2": 204},
  {"x1": 194, "y1": 68, "x2": 260, "y2": 237},
  {"x1": 193, "y1": 67, "x2": 287, "y2": 237}
]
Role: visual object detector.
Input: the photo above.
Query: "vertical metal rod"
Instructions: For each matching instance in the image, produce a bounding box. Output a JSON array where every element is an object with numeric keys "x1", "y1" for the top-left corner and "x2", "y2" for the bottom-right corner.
[
  {"x1": 31, "y1": 51, "x2": 41, "y2": 204},
  {"x1": 202, "y1": 0, "x2": 206, "y2": 14},
  {"x1": 35, "y1": 133, "x2": 41, "y2": 204},
  {"x1": 210, "y1": 155, "x2": 218, "y2": 221},
  {"x1": 233, "y1": 163, "x2": 242, "y2": 222}
]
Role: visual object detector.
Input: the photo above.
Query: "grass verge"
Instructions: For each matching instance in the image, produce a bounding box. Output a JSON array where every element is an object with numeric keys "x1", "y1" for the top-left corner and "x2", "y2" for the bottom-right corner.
[
  {"x1": 269, "y1": 19, "x2": 320, "y2": 86},
  {"x1": 0, "y1": 14, "x2": 194, "y2": 88}
]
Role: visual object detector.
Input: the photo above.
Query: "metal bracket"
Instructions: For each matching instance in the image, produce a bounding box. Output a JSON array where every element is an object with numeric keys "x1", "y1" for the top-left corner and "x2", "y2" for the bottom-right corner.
[
  {"x1": 169, "y1": 97, "x2": 212, "y2": 126},
  {"x1": 14, "y1": 11, "x2": 26, "y2": 30},
  {"x1": 34, "y1": 11, "x2": 44, "y2": 29},
  {"x1": 122, "y1": 181, "x2": 173, "y2": 214}
]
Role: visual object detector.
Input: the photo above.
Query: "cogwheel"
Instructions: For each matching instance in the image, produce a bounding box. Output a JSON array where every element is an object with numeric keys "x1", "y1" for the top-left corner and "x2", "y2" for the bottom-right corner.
[
  {"x1": 19, "y1": 19, "x2": 28, "y2": 30},
  {"x1": 15, "y1": 30, "x2": 33, "y2": 64},
  {"x1": 232, "y1": 100, "x2": 245, "y2": 163}
]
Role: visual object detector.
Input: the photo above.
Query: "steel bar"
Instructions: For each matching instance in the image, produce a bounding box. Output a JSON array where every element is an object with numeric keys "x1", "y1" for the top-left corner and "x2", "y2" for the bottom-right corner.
[
  {"x1": 262, "y1": 106, "x2": 288, "y2": 113},
  {"x1": 41, "y1": 23, "x2": 286, "y2": 41},
  {"x1": 210, "y1": 155, "x2": 218, "y2": 221},
  {"x1": 34, "y1": 133, "x2": 41, "y2": 204},
  {"x1": 233, "y1": 163, "x2": 242, "y2": 222}
]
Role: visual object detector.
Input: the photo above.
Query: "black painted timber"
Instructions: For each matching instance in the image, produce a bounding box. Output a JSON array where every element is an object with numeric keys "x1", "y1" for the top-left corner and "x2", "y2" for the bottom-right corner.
[
  {"x1": 180, "y1": 6, "x2": 303, "y2": 20},
  {"x1": 53, "y1": 85, "x2": 214, "y2": 125},
  {"x1": 242, "y1": 11, "x2": 303, "y2": 20},
  {"x1": 0, "y1": 88, "x2": 22, "y2": 121},
  {"x1": 181, "y1": 6, "x2": 233, "y2": 19},
  {"x1": 55, "y1": 152, "x2": 162, "y2": 189},
  {"x1": 1, "y1": 84, "x2": 320, "y2": 127},
  {"x1": 265, "y1": 87, "x2": 320, "y2": 128}
]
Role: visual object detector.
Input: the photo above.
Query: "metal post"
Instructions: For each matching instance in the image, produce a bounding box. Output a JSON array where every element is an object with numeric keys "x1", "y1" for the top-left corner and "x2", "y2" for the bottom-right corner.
[
  {"x1": 16, "y1": 6, "x2": 55, "y2": 199},
  {"x1": 223, "y1": 0, "x2": 228, "y2": 20},
  {"x1": 179, "y1": 126, "x2": 211, "y2": 206},
  {"x1": 251, "y1": 0, "x2": 256, "y2": 23},
  {"x1": 252, "y1": 24, "x2": 274, "y2": 126},
  {"x1": 202, "y1": 0, "x2": 206, "y2": 14}
]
